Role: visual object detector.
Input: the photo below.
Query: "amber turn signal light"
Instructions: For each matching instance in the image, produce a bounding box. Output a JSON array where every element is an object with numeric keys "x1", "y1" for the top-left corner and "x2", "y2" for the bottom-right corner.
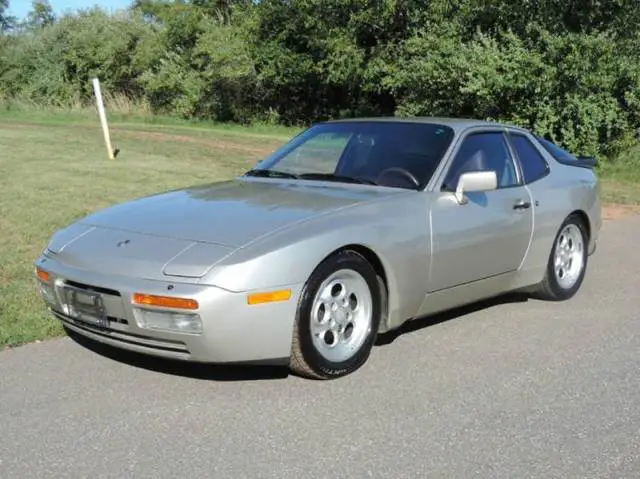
[
  {"x1": 36, "y1": 267, "x2": 50, "y2": 283},
  {"x1": 247, "y1": 289, "x2": 292, "y2": 305},
  {"x1": 133, "y1": 293, "x2": 199, "y2": 310}
]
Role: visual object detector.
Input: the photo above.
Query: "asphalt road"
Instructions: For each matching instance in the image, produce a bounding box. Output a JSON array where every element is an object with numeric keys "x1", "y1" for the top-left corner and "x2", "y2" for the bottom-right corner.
[{"x1": 2, "y1": 216, "x2": 639, "y2": 479}]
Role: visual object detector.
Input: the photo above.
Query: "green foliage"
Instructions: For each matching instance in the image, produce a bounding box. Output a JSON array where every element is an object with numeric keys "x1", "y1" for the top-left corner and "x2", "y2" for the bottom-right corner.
[
  {"x1": 387, "y1": 25, "x2": 640, "y2": 157},
  {"x1": 1, "y1": 9, "x2": 157, "y2": 107},
  {"x1": 27, "y1": 0, "x2": 56, "y2": 29},
  {"x1": 0, "y1": 0, "x2": 639, "y2": 159},
  {"x1": 1, "y1": 0, "x2": 15, "y2": 32},
  {"x1": 137, "y1": 8, "x2": 258, "y2": 122}
]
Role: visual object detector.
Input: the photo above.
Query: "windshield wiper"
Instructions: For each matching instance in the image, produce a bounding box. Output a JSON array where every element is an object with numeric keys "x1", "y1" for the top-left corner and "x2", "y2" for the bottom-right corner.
[
  {"x1": 244, "y1": 169, "x2": 299, "y2": 179},
  {"x1": 297, "y1": 172, "x2": 378, "y2": 186},
  {"x1": 245, "y1": 169, "x2": 378, "y2": 186}
]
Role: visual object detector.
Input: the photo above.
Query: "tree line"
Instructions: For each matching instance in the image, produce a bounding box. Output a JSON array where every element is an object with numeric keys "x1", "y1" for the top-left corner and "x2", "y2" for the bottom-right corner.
[{"x1": 1, "y1": 0, "x2": 640, "y2": 159}]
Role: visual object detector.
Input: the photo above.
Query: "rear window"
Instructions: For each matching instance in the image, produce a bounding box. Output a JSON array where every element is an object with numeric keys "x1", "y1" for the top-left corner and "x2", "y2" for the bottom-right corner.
[{"x1": 535, "y1": 136, "x2": 578, "y2": 163}]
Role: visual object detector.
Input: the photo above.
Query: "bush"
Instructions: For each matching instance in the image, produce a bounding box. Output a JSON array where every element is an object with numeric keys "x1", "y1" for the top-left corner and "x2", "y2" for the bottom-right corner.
[
  {"x1": 0, "y1": 0, "x2": 639, "y2": 159},
  {"x1": 139, "y1": 15, "x2": 259, "y2": 122},
  {"x1": 0, "y1": 8, "x2": 157, "y2": 108},
  {"x1": 388, "y1": 26, "x2": 640, "y2": 157}
]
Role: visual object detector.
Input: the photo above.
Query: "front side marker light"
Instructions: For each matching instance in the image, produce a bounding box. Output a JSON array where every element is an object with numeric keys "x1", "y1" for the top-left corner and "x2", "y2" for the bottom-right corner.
[
  {"x1": 247, "y1": 289, "x2": 292, "y2": 305},
  {"x1": 133, "y1": 293, "x2": 198, "y2": 310}
]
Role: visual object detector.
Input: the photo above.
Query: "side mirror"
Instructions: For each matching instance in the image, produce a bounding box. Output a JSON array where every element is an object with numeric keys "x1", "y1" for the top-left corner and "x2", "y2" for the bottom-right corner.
[{"x1": 455, "y1": 171, "x2": 497, "y2": 204}]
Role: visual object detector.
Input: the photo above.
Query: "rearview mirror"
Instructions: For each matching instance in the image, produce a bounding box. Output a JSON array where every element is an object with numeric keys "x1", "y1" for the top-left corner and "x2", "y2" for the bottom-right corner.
[{"x1": 455, "y1": 171, "x2": 497, "y2": 204}]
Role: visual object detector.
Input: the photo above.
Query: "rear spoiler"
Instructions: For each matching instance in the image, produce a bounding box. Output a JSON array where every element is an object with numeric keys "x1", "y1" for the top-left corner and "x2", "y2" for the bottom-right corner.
[
  {"x1": 533, "y1": 135, "x2": 598, "y2": 169},
  {"x1": 576, "y1": 155, "x2": 597, "y2": 168}
]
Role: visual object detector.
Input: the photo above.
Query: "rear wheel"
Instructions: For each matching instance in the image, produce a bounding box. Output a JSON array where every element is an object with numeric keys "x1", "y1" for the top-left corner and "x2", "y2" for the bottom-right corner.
[
  {"x1": 289, "y1": 250, "x2": 382, "y2": 379},
  {"x1": 534, "y1": 214, "x2": 588, "y2": 301}
]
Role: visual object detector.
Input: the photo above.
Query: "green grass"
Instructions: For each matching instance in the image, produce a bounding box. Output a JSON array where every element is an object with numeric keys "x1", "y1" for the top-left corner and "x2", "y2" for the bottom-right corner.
[
  {"x1": 597, "y1": 144, "x2": 640, "y2": 205},
  {"x1": 0, "y1": 110, "x2": 639, "y2": 348},
  {"x1": 0, "y1": 103, "x2": 303, "y2": 140},
  {"x1": 0, "y1": 111, "x2": 291, "y2": 348}
]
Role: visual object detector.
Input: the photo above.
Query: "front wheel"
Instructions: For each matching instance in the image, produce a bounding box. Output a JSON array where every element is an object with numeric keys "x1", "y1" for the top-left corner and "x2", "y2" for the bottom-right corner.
[
  {"x1": 534, "y1": 214, "x2": 589, "y2": 301},
  {"x1": 289, "y1": 250, "x2": 382, "y2": 379}
]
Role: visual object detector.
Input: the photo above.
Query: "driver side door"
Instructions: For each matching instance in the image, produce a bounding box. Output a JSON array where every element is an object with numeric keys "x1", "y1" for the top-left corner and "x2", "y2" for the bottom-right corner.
[{"x1": 428, "y1": 130, "x2": 534, "y2": 292}]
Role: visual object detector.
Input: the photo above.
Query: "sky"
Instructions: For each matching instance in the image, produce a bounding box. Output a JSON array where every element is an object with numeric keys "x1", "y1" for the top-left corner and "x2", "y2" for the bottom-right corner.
[{"x1": 9, "y1": 0, "x2": 132, "y2": 20}]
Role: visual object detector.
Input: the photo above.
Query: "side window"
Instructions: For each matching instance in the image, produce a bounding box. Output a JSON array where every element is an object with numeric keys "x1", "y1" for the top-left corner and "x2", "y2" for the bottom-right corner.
[
  {"x1": 510, "y1": 134, "x2": 550, "y2": 184},
  {"x1": 442, "y1": 132, "x2": 518, "y2": 190}
]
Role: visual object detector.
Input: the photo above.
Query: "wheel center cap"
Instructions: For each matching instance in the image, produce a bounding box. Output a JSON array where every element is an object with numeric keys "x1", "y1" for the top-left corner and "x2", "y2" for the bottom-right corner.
[{"x1": 335, "y1": 308, "x2": 347, "y2": 323}]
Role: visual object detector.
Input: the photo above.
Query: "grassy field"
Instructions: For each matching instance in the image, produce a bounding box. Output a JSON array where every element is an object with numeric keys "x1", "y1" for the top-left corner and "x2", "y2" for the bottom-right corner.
[
  {"x1": 1, "y1": 111, "x2": 638, "y2": 348},
  {"x1": 0, "y1": 112, "x2": 297, "y2": 348}
]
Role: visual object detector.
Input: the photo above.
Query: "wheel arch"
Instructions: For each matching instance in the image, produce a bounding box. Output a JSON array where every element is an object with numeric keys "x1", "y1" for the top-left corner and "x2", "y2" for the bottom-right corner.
[{"x1": 568, "y1": 209, "x2": 591, "y2": 242}]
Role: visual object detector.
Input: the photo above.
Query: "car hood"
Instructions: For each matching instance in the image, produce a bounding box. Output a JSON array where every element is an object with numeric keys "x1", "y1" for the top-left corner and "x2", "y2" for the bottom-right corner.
[
  {"x1": 77, "y1": 178, "x2": 400, "y2": 247},
  {"x1": 46, "y1": 178, "x2": 403, "y2": 281}
]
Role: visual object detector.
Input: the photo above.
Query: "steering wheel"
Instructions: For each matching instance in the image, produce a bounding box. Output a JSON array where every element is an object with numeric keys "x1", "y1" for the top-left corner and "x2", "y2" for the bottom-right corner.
[{"x1": 376, "y1": 167, "x2": 420, "y2": 189}]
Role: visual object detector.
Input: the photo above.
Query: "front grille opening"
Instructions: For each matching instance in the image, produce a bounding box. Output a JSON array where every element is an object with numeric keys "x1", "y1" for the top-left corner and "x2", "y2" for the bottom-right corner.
[
  {"x1": 107, "y1": 315, "x2": 129, "y2": 325},
  {"x1": 65, "y1": 280, "x2": 121, "y2": 297}
]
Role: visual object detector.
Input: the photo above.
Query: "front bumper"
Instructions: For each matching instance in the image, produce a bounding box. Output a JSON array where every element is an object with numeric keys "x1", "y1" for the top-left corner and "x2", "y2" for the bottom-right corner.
[{"x1": 35, "y1": 254, "x2": 303, "y2": 364}]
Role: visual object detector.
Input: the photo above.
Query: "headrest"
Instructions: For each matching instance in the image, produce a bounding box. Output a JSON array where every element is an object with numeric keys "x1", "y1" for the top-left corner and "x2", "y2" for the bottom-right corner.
[{"x1": 460, "y1": 149, "x2": 488, "y2": 173}]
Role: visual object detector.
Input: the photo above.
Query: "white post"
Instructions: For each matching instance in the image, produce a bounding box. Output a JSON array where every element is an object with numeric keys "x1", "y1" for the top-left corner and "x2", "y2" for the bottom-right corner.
[{"x1": 92, "y1": 78, "x2": 115, "y2": 160}]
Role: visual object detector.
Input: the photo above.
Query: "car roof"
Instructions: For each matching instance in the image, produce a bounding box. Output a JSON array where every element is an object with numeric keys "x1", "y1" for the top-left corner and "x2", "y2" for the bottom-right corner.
[{"x1": 324, "y1": 116, "x2": 530, "y2": 133}]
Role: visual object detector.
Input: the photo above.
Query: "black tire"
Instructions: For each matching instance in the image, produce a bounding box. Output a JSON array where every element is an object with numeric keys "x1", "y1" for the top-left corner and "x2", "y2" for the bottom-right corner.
[
  {"x1": 533, "y1": 214, "x2": 589, "y2": 301},
  {"x1": 289, "y1": 250, "x2": 382, "y2": 380}
]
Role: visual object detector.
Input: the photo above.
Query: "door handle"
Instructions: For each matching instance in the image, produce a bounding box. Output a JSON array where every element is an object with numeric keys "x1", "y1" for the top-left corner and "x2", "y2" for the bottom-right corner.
[{"x1": 513, "y1": 200, "x2": 531, "y2": 210}]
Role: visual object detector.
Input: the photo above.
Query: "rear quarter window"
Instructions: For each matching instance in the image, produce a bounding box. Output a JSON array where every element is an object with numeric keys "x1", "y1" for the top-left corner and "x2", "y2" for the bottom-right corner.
[{"x1": 510, "y1": 134, "x2": 550, "y2": 184}]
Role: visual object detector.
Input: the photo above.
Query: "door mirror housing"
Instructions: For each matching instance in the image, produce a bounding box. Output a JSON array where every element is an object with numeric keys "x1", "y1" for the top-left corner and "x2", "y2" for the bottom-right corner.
[{"x1": 455, "y1": 171, "x2": 498, "y2": 204}]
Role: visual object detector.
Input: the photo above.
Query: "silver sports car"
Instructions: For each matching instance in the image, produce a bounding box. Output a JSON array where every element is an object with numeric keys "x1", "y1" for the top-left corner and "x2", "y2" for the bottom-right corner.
[{"x1": 34, "y1": 118, "x2": 601, "y2": 379}]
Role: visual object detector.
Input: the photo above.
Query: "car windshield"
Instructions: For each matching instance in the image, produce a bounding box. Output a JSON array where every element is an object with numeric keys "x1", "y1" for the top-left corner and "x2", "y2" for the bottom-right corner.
[{"x1": 247, "y1": 121, "x2": 455, "y2": 190}]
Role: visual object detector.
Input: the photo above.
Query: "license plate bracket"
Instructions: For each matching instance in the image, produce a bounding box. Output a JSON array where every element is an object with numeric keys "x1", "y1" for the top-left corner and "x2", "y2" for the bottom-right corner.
[{"x1": 62, "y1": 286, "x2": 109, "y2": 328}]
